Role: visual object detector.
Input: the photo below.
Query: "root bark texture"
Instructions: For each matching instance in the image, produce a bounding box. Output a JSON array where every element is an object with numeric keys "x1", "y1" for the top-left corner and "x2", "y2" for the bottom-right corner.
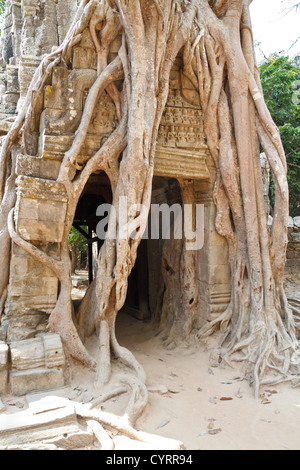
[{"x1": 0, "y1": 0, "x2": 298, "y2": 418}]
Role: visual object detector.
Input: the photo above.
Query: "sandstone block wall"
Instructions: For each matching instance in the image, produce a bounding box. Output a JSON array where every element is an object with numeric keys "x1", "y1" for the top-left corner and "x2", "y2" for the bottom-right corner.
[
  {"x1": 0, "y1": 0, "x2": 80, "y2": 122},
  {"x1": 286, "y1": 217, "x2": 300, "y2": 275},
  {"x1": 0, "y1": 0, "x2": 79, "y2": 341}
]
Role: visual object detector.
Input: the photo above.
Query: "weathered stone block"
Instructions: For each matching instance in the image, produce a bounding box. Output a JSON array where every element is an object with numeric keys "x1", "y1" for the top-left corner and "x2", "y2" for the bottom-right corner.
[
  {"x1": 207, "y1": 244, "x2": 229, "y2": 266},
  {"x1": 10, "y1": 368, "x2": 64, "y2": 396},
  {"x1": 38, "y1": 133, "x2": 74, "y2": 159},
  {"x1": 0, "y1": 119, "x2": 13, "y2": 135},
  {"x1": 10, "y1": 334, "x2": 65, "y2": 395},
  {"x1": 6, "y1": 65, "x2": 19, "y2": 93},
  {"x1": 16, "y1": 154, "x2": 62, "y2": 180},
  {"x1": 21, "y1": 0, "x2": 38, "y2": 17},
  {"x1": 43, "y1": 334, "x2": 65, "y2": 370},
  {"x1": 38, "y1": 132, "x2": 103, "y2": 164},
  {"x1": 16, "y1": 211, "x2": 66, "y2": 243},
  {"x1": 72, "y1": 46, "x2": 97, "y2": 70},
  {"x1": 1, "y1": 91, "x2": 19, "y2": 114},
  {"x1": 198, "y1": 282, "x2": 231, "y2": 325},
  {"x1": 15, "y1": 176, "x2": 67, "y2": 243},
  {"x1": 0, "y1": 404, "x2": 76, "y2": 435},
  {"x1": 0, "y1": 405, "x2": 94, "y2": 450},
  {"x1": 56, "y1": 0, "x2": 81, "y2": 44},
  {"x1": 10, "y1": 334, "x2": 65, "y2": 371},
  {"x1": 6, "y1": 313, "x2": 50, "y2": 342},
  {"x1": 199, "y1": 263, "x2": 231, "y2": 285},
  {"x1": 19, "y1": 55, "x2": 42, "y2": 99},
  {"x1": 8, "y1": 242, "x2": 59, "y2": 311}
]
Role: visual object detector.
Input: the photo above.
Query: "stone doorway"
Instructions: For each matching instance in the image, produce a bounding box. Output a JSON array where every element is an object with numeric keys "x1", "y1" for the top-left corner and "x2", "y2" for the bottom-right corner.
[
  {"x1": 122, "y1": 238, "x2": 150, "y2": 322},
  {"x1": 121, "y1": 176, "x2": 182, "y2": 324},
  {"x1": 71, "y1": 171, "x2": 112, "y2": 305}
]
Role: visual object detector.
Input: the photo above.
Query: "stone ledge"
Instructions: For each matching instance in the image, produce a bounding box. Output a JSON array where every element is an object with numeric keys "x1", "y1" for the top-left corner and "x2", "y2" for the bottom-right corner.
[
  {"x1": 10, "y1": 368, "x2": 65, "y2": 396},
  {"x1": 16, "y1": 154, "x2": 62, "y2": 180},
  {"x1": 0, "y1": 401, "x2": 94, "y2": 450},
  {"x1": 10, "y1": 334, "x2": 65, "y2": 371},
  {"x1": 15, "y1": 175, "x2": 68, "y2": 202}
]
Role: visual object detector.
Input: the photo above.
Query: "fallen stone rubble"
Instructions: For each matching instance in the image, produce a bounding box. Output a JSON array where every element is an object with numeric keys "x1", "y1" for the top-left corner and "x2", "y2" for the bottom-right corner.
[
  {"x1": 0, "y1": 391, "x2": 185, "y2": 450},
  {"x1": 0, "y1": 333, "x2": 66, "y2": 397},
  {"x1": 0, "y1": 394, "x2": 94, "y2": 450}
]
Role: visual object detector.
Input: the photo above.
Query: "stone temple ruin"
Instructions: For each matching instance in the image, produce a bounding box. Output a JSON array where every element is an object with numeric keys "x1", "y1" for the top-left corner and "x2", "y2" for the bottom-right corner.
[{"x1": 0, "y1": 0, "x2": 298, "y2": 404}]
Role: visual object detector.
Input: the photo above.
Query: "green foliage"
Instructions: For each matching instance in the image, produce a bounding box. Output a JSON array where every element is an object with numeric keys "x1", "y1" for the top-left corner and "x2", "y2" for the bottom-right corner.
[
  {"x1": 0, "y1": 0, "x2": 6, "y2": 33},
  {"x1": 0, "y1": 0, "x2": 6, "y2": 17},
  {"x1": 278, "y1": 124, "x2": 300, "y2": 217},
  {"x1": 68, "y1": 226, "x2": 88, "y2": 269},
  {"x1": 259, "y1": 54, "x2": 300, "y2": 217},
  {"x1": 68, "y1": 226, "x2": 88, "y2": 254}
]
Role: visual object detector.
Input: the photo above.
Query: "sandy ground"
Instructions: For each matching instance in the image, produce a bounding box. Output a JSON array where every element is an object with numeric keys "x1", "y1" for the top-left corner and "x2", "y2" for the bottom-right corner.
[
  {"x1": 67, "y1": 274, "x2": 300, "y2": 451},
  {"x1": 114, "y1": 315, "x2": 300, "y2": 451},
  {"x1": 74, "y1": 313, "x2": 298, "y2": 451},
  {"x1": 60, "y1": 271, "x2": 300, "y2": 450},
  {"x1": 2, "y1": 271, "x2": 299, "y2": 451}
]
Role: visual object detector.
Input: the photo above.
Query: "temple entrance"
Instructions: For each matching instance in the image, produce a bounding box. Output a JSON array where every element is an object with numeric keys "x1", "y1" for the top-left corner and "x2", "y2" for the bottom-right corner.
[
  {"x1": 121, "y1": 238, "x2": 150, "y2": 321},
  {"x1": 70, "y1": 170, "x2": 231, "y2": 329},
  {"x1": 122, "y1": 176, "x2": 182, "y2": 323},
  {"x1": 70, "y1": 172, "x2": 112, "y2": 304},
  {"x1": 70, "y1": 174, "x2": 181, "y2": 324}
]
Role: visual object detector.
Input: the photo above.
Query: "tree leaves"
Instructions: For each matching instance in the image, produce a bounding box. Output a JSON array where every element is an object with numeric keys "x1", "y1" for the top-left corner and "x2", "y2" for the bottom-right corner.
[{"x1": 259, "y1": 54, "x2": 300, "y2": 216}]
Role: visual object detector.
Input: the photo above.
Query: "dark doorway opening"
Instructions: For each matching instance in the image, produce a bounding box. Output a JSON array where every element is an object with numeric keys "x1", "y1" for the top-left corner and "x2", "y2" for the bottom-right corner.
[
  {"x1": 71, "y1": 174, "x2": 179, "y2": 324},
  {"x1": 72, "y1": 172, "x2": 112, "y2": 285},
  {"x1": 122, "y1": 177, "x2": 181, "y2": 323},
  {"x1": 121, "y1": 238, "x2": 150, "y2": 321}
]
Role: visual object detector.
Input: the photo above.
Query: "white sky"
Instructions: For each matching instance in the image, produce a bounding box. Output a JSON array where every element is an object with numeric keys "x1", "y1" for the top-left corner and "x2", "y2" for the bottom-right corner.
[{"x1": 250, "y1": 0, "x2": 300, "y2": 62}]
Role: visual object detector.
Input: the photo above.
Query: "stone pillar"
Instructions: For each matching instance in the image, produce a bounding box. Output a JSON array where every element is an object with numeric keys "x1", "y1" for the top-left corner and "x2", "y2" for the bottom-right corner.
[
  {"x1": 195, "y1": 154, "x2": 231, "y2": 326},
  {"x1": 0, "y1": 1, "x2": 22, "y2": 118},
  {"x1": 5, "y1": 176, "x2": 68, "y2": 341},
  {"x1": 1, "y1": 64, "x2": 20, "y2": 116},
  {"x1": 286, "y1": 217, "x2": 300, "y2": 275},
  {"x1": 260, "y1": 152, "x2": 271, "y2": 217},
  {"x1": 147, "y1": 180, "x2": 181, "y2": 319},
  {"x1": 0, "y1": 0, "x2": 22, "y2": 68}
]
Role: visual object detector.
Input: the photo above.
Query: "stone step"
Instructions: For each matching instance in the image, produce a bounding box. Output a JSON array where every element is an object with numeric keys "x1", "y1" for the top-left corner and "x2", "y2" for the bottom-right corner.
[{"x1": 0, "y1": 405, "x2": 94, "y2": 450}]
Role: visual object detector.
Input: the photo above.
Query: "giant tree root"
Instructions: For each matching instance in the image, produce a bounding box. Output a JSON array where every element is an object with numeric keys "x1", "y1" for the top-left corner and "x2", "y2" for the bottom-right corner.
[
  {"x1": 286, "y1": 296, "x2": 300, "y2": 339},
  {"x1": 0, "y1": 372, "x2": 183, "y2": 450},
  {"x1": 75, "y1": 400, "x2": 184, "y2": 450},
  {"x1": 198, "y1": 302, "x2": 300, "y2": 398},
  {"x1": 74, "y1": 372, "x2": 183, "y2": 449}
]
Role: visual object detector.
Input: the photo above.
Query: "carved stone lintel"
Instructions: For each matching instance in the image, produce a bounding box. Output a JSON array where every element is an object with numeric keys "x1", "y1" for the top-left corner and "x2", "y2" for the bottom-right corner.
[{"x1": 154, "y1": 146, "x2": 210, "y2": 181}]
